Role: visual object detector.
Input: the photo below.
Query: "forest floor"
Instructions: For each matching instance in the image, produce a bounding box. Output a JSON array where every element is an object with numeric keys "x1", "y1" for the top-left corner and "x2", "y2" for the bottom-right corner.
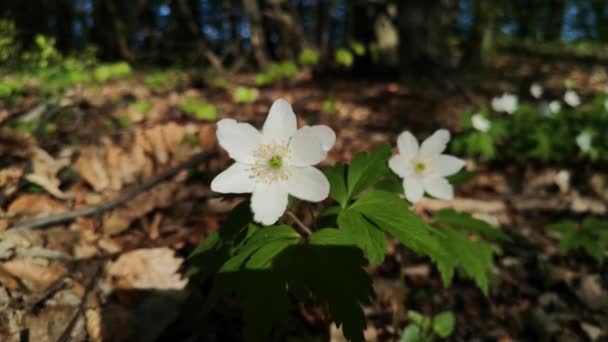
[{"x1": 1, "y1": 52, "x2": 608, "y2": 342}]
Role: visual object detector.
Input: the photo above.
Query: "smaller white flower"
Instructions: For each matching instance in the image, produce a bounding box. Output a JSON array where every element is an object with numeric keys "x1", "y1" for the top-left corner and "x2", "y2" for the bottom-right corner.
[
  {"x1": 576, "y1": 131, "x2": 592, "y2": 152},
  {"x1": 491, "y1": 93, "x2": 518, "y2": 114},
  {"x1": 530, "y1": 83, "x2": 543, "y2": 99},
  {"x1": 471, "y1": 113, "x2": 491, "y2": 132},
  {"x1": 549, "y1": 100, "x2": 562, "y2": 114},
  {"x1": 389, "y1": 129, "x2": 465, "y2": 203},
  {"x1": 211, "y1": 98, "x2": 335, "y2": 225},
  {"x1": 564, "y1": 90, "x2": 580, "y2": 107}
]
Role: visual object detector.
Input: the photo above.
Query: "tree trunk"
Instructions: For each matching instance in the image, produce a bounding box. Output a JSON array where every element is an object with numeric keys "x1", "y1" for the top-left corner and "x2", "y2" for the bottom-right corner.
[
  {"x1": 543, "y1": 0, "x2": 565, "y2": 41},
  {"x1": 463, "y1": 0, "x2": 498, "y2": 67},
  {"x1": 243, "y1": 0, "x2": 270, "y2": 68},
  {"x1": 398, "y1": 0, "x2": 458, "y2": 79}
]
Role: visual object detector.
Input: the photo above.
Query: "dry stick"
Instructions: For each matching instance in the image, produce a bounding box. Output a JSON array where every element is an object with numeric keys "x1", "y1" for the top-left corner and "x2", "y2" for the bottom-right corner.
[{"x1": 10, "y1": 151, "x2": 216, "y2": 230}]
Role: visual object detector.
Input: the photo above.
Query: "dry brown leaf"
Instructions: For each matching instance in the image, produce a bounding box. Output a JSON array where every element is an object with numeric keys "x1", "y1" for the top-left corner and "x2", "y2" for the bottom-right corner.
[
  {"x1": 107, "y1": 247, "x2": 188, "y2": 290},
  {"x1": 0, "y1": 259, "x2": 66, "y2": 291},
  {"x1": 74, "y1": 146, "x2": 111, "y2": 192},
  {"x1": 0, "y1": 127, "x2": 36, "y2": 158},
  {"x1": 86, "y1": 305, "x2": 135, "y2": 342},
  {"x1": 102, "y1": 182, "x2": 180, "y2": 235},
  {"x1": 198, "y1": 123, "x2": 217, "y2": 150},
  {"x1": 8, "y1": 194, "x2": 67, "y2": 217},
  {"x1": 0, "y1": 165, "x2": 23, "y2": 198},
  {"x1": 24, "y1": 147, "x2": 73, "y2": 199}
]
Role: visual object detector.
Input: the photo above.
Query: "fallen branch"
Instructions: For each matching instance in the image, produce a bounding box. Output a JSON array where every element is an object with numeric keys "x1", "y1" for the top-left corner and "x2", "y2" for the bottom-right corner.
[{"x1": 9, "y1": 151, "x2": 216, "y2": 230}]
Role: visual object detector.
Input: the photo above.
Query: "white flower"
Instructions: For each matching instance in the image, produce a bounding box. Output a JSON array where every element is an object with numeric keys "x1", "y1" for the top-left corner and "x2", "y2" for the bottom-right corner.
[
  {"x1": 389, "y1": 129, "x2": 465, "y2": 203},
  {"x1": 471, "y1": 113, "x2": 491, "y2": 132},
  {"x1": 530, "y1": 83, "x2": 543, "y2": 99},
  {"x1": 549, "y1": 100, "x2": 562, "y2": 114},
  {"x1": 491, "y1": 93, "x2": 518, "y2": 114},
  {"x1": 576, "y1": 131, "x2": 592, "y2": 152},
  {"x1": 564, "y1": 90, "x2": 580, "y2": 107},
  {"x1": 211, "y1": 98, "x2": 335, "y2": 225}
]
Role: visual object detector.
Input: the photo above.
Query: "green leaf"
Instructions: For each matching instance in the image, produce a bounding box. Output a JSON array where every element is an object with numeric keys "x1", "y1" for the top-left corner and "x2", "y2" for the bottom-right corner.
[
  {"x1": 400, "y1": 325, "x2": 423, "y2": 342},
  {"x1": 233, "y1": 86, "x2": 258, "y2": 104},
  {"x1": 335, "y1": 48, "x2": 354, "y2": 67},
  {"x1": 433, "y1": 209, "x2": 510, "y2": 241},
  {"x1": 546, "y1": 220, "x2": 577, "y2": 235},
  {"x1": 435, "y1": 228, "x2": 494, "y2": 294},
  {"x1": 432, "y1": 311, "x2": 455, "y2": 338},
  {"x1": 220, "y1": 225, "x2": 300, "y2": 272},
  {"x1": 347, "y1": 144, "x2": 392, "y2": 198},
  {"x1": 308, "y1": 228, "x2": 358, "y2": 246},
  {"x1": 338, "y1": 209, "x2": 387, "y2": 264},
  {"x1": 407, "y1": 310, "x2": 431, "y2": 331},
  {"x1": 349, "y1": 191, "x2": 448, "y2": 261},
  {"x1": 274, "y1": 243, "x2": 372, "y2": 342},
  {"x1": 325, "y1": 163, "x2": 349, "y2": 207}
]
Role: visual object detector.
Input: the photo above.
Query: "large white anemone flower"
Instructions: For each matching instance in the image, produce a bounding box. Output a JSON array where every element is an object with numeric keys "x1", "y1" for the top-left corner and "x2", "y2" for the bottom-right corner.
[
  {"x1": 389, "y1": 129, "x2": 465, "y2": 203},
  {"x1": 564, "y1": 90, "x2": 580, "y2": 107},
  {"x1": 211, "y1": 98, "x2": 335, "y2": 225},
  {"x1": 491, "y1": 93, "x2": 518, "y2": 114},
  {"x1": 530, "y1": 83, "x2": 543, "y2": 99}
]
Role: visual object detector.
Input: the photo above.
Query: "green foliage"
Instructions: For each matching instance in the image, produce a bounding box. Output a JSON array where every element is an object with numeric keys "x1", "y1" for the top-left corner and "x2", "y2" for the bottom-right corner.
[
  {"x1": 128, "y1": 100, "x2": 152, "y2": 115},
  {"x1": 197, "y1": 225, "x2": 372, "y2": 342},
  {"x1": 298, "y1": 48, "x2": 320, "y2": 66},
  {"x1": 401, "y1": 310, "x2": 456, "y2": 342},
  {"x1": 335, "y1": 48, "x2": 354, "y2": 67},
  {"x1": 433, "y1": 209, "x2": 510, "y2": 241},
  {"x1": 144, "y1": 70, "x2": 178, "y2": 90},
  {"x1": 454, "y1": 95, "x2": 608, "y2": 163},
  {"x1": 255, "y1": 61, "x2": 299, "y2": 86},
  {"x1": 322, "y1": 97, "x2": 337, "y2": 115},
  {"x1": 0, "y1": 78, "x2": 25, "y2": 99},
  {"x1": 0, "y1": 20, "x2": 19, "y2": 63},
  {"x1": 233, "y1": 86, "x2": 259, "y2": 104},
  {"x1": 180, "y1": 97, "x2": 218, "y2": 120},
  {"x1": 93, "y1": 62, "x2": 132, "y2": 82},
  {"x1": 546, "y1": 218, "x2": 608, "y2": 262},
  {"x1": 349, "y1": 41, "x2": 366, "y2": 56}
]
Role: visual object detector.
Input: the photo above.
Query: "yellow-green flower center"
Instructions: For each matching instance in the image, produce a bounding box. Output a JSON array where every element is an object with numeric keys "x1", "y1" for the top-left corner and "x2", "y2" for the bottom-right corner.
[
  {"x1": 415, "y1": 162, "x2": 426, "y2": 172},
  {"x1": 251, "y1": 143, "x2": 291, "y2": 183},
  {"x1": 268, "y1": 155, "x2": 283, "y2": 169}
]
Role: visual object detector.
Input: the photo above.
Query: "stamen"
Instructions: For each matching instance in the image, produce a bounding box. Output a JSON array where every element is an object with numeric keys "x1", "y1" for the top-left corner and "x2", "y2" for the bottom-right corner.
[{"x1": 250, "y1": 142, "x2": 291, "y2": 183}]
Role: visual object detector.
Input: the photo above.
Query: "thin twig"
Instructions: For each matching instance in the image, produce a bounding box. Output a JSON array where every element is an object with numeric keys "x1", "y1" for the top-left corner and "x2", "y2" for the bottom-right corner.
[
  {"x1": 9, "y1": 151, "x2": 216, "y2": 230},
  {"x1": 285, "y1": 210, "x2": 312, "y2": 237}
]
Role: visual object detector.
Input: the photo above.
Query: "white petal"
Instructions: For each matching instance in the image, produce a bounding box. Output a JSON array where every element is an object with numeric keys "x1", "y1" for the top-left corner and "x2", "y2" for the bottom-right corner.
[
  {"x1": 289, "y1": 127, "x2": 326, "y2": 166},
  {"x1": 396, "y1": 131, "x2": 419, "y2": 160},
  {"x1": 299, "y1": 125, "x2": 336, "y2": 152},
  {"x1": 286, "y1": 166, "x2": 329, "y2": 202},
  {"x1": 435, "y1": 155, "x2": 465, "y2": 177},
  {"x1": 389, "y1": 154, "x2": 413, "y2": 178},
  {"x1": 263, "y1": 98, "x2": 297, "y2": 144},
  {"x1": 216, "y1": 119, "x2": 262, "y2": 164},
  {"x1": 210, "y1": 163, "x2": 254, "y2": 193},
  {"x1": 422, "y1": 176, "x2": 454, "y2": 200},
  {"x1": 420, "y1": 129, "x2": 450, "y2": 157},
  {"x1": 251, "y1": 183, "x2": 288, "y2": 225},
  {"x1": 403, "y1": 177, "x2": 424, "y2": 203}
]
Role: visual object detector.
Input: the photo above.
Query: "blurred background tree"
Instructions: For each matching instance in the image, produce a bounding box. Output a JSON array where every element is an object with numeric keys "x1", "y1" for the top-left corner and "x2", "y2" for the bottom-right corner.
[{"x1": 1, "y1": 0, "x2": 607, "y2": 74}]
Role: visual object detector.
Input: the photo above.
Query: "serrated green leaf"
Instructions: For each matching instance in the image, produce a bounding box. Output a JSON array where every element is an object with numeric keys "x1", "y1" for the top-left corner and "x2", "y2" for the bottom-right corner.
[
  {"x1": 349, "y1": 190, "x2": 448, "y2": 262},
  {"x1": 432, "y1": 311, "x2": 455, "y2": 337},
  {"x1": 273, "y1": 243, "x2": 372, "y2": 342},
  {"x1": 347, "y1": 144, "x2": 392, "y2": 198},
  {"x1": 325, "y1": 163, "x2": 349, "y2": 207},
  {"x1": 435, "y1": 228, "x2": 494, "y2": 294},
  {"x1": 338, "y1": 209, "x2": 387, "y2": 264},
  {"x1": 434, "y1": 209, "x2": 510, "y2": 241}
]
